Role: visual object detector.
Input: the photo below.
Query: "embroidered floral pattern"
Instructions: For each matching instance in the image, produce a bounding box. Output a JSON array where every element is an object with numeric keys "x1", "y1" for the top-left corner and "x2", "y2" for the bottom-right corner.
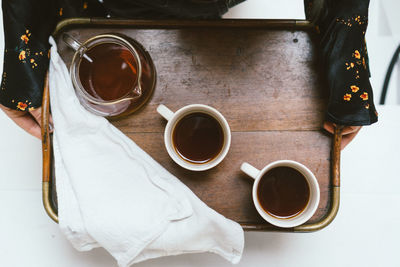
[
  {"x1": 346, "y1": 62, "x2": 355, "y2": 70},
  {"x1": 344, "y1": 48, "x2": 370, "y2": 109},
  {"x1": 20, "y1": 30, "x2": 31, "y2": 44},
  {"x1": 21, "y1": 35, "x2": 29, "y2": 44},
  {"x1": 1, "y1": 25, "x2": 50, "y2": 110},
  {"x1": 18, "y1": 49, "x2": 43, "y2": 67},
  {"x1": 336, "y1": 15, "x2": 368, "y2": 28},
  {"x1": 337, "y1": 15, "x2": 373, "y2": 109},
  {"x1": 16, "y1": 101, "x2": 28, "y2": 111},
  {"x1": 345, "y1": 51, "x2": 362, "y2": 79},
  {"x1": 350, "y1": 85, "x2": 359, "y2": 92},
  {"x1": 340, "y1": 15, "x2": 371, "y2": 107},
  {"x1": 15, "y1": 29, "x2": 46, "y2": 69},
  {"x1": 353, "y1": 50, "x2": 361, "y2": 59},
  {"x1": 354, "y1": 16, "x2": 364, "y2": 24},
  {"x1": 360, "y1": 92, "x2": 368, "y2": 100},
  {"x1": 30, "y1": 58, "x2": 38, "y2": 69},
  {"x1": 18, "y1": 50, "x2": 26, "y2": 61}
]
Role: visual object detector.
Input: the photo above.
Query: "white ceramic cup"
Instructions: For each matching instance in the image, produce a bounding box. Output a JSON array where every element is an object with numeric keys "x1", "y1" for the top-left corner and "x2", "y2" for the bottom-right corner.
[
  {"x1": 157, "y1": 104, "x2": 231, "y2": 171},
  {"x1": 240, "y1": 160, "x2": 320, "y2": 228}
]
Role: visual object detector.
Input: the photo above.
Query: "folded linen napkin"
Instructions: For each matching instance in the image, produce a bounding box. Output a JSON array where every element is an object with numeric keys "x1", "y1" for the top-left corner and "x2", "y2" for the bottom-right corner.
[{"x1": 48, "y1": 37, "x2": 244, "y2": 266}]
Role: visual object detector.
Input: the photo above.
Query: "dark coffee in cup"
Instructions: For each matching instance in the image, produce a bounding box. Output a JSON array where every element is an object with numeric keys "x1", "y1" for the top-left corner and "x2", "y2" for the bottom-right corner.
[
  {"x1": 158, "y1": 104, "x2": 231, "y2": 171},
  {"x1": 172, "y1": 112, "x2": 224, "y2": 164},
  {"x1": 257, "y1": 166, "x2": 310, "y2": 219}
]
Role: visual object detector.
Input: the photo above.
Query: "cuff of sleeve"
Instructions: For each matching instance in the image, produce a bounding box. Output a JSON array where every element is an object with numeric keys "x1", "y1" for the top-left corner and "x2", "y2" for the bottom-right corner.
[{"x1": 325, "y1": 108, "x2": 378, "y2": 126}]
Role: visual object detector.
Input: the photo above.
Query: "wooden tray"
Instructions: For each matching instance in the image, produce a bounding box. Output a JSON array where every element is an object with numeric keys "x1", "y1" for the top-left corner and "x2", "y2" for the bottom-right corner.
[{"x1": 42, "y1": 18, "x2": 343, "y2": 232}]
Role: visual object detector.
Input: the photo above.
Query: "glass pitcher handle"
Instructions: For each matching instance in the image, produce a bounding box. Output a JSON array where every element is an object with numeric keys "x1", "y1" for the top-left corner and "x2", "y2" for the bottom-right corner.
[
  {"x1": 62, "y1": 33, "x2": 82, "y2": 51},
  {"x1": 63, "y1": 33, "x2": 92, "y2": 63}
]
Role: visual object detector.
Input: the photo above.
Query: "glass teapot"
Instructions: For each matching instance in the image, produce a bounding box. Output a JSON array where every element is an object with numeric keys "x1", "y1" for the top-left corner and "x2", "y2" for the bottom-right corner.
[{"x1": 63, "y1": 33, "x2": 155, "y2": 118}]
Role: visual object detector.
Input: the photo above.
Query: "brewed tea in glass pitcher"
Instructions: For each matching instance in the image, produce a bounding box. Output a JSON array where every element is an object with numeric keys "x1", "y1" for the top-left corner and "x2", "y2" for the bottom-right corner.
[{"x1": 63, "y1": 33, "x2": 156, "y2": 117}]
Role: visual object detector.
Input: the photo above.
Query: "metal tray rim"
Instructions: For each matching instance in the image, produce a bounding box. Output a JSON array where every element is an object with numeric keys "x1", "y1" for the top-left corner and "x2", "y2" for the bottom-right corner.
[{"x1": 42, "y1": 18, "x2": 342, "y2": 233}]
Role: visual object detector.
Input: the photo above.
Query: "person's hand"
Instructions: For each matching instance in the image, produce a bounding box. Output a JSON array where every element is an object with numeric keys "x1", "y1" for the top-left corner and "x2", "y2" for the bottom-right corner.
[
  {"x1": 323, "y1": 121, "x2": 361, "y2": 150},
  {"x1": 0, "y1": 104, "x2": 52, "y2": 139}
]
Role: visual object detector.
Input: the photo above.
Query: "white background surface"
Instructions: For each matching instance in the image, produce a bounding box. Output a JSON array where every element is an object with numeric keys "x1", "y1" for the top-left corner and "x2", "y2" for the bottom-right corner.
[{"x1": 1, "y1": 1, "x2": 400, "y2": 266}]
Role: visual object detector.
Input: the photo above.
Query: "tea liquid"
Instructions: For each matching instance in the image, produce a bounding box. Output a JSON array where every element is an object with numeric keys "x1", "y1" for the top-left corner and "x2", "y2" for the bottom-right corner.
[
  {"x1": 79, "y1": 42, "x2": 137, "y2": 101},
  {"x1": 257, "y1": 167, "x2": 310, "y2": 218},
  {"x1": 172, "y1": 113, "x2": 224, "y2": 164}
]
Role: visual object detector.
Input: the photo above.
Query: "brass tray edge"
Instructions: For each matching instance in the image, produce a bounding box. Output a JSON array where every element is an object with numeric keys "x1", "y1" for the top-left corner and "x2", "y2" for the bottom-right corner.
[
  {"x1": 42, "y1": 72, "x2": 59, "y2": 223},
  {"x1": 53, "y1": 18, "x2": 315, "y2": 37}
]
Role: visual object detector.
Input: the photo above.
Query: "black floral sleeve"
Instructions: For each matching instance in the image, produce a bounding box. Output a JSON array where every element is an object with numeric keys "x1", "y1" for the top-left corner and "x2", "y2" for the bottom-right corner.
[
  {"x1": 0, "y1": 0, "x2": 57, "y2": 111},
  {"x1": 0, "y1": 0, "x2": 106, "y2": 111},
  {"x1": 307, "y1": 0, "x2": 378, "y2": 125}
]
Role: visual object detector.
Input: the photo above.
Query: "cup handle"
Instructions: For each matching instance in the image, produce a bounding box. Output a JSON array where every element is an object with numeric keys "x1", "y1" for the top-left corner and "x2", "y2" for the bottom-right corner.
[
  {"x1": 241, "y1": 162, "x2": 260, "y2": 180},
  {"x1": 157, "y1": 104, "x2": 174, "y2": 121}
]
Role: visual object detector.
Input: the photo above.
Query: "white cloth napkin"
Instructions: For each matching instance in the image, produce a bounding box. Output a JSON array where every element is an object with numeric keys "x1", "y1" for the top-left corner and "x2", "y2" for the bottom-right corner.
[{"x1": 48, "y1": 37, "x2": 244, "y2": 266}]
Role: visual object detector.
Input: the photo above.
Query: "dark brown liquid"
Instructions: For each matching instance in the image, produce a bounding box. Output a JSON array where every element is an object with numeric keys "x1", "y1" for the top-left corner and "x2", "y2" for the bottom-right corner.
[
  {"x1": 172, "y1": 112, "x2": 224, "y2": 164},
  {"x1": 257, "y1": 167, "x2": 310, "y2": 219},
  {"x1": 79, "y1": 43, "x2": 137, "y2": 101}
]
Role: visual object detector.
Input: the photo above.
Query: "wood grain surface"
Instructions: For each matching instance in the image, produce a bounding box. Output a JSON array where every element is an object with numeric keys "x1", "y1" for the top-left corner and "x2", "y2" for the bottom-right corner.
[{"x1": 54, "y1": 26, "x2": 332, "y2": 228}]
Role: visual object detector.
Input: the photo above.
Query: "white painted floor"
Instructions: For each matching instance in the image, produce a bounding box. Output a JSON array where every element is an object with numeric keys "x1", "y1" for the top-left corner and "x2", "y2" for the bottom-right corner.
[{"x1": 1, "y1": 1, "x2": 400, "y2": 266}]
